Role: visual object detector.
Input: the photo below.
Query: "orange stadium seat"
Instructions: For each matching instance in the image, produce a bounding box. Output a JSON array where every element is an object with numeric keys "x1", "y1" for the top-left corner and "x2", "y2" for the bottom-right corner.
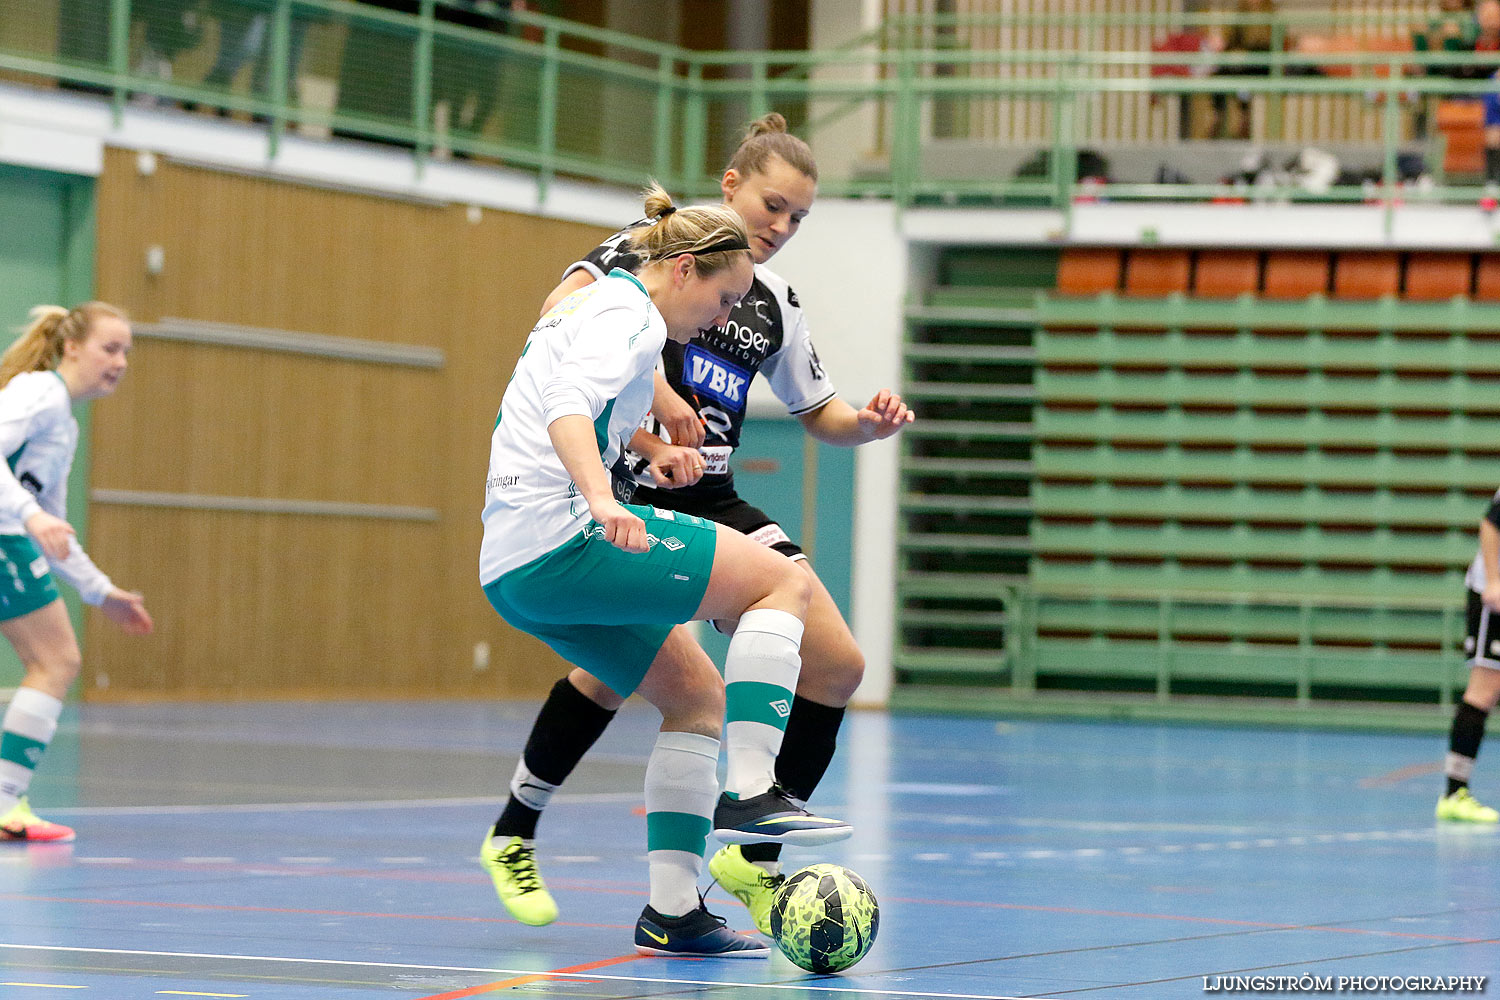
[
  {"x1": 1475, "y1": 254, "x2": 1500, "y2": 301},
  {"x1": 1193, "y1": 250, "x2": 1260, "y2": 298},
  {"x1": 1056, "y1": 248, "x2": 1123, "y2": 295},
  {"x1": 1436, "y1": 100, "x2": 1486, "y2": 175},
  {"x1": 1404, "y1": 252, "x2": 1472, "y2": 300},
  {"x1": 1123, "y1": 249, "x2": 1192, "y2": 297},
  {"x1": 1333, "y1": 251, "x2": 1401, "y2": 299},
  {"x1": 1262, "y1": 251, "x2": 1331, "y2": 299}
]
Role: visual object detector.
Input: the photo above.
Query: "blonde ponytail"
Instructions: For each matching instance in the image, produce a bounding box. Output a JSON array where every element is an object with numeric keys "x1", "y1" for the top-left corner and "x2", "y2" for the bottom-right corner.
[
  {"x1": 627, "y1": 182, "x2": 751, "y2": 277},
  {"x1": 1, "y1": 302, "x2": 128, "y2": 389}
]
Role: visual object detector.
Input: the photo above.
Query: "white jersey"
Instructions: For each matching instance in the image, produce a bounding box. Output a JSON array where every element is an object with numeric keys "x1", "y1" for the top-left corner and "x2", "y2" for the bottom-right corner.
[
  {"x1": 479, "y1": 270, "x2": 667, "y2": 585},
  {"x1": 1467, "y1": 487, "x2": 1500, "y2": 592},
  {"x1": 0, "y1": 370, "x2": 112, "y2": 605}
]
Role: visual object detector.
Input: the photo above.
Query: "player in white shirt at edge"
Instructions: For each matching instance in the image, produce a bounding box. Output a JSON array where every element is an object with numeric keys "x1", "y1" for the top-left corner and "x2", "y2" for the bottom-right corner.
[
  {"x1": 479, "y1": 186, "x2": 851, "y2": 957},
  {"x1": 0, "y1": 303, "x2": 154, "y2": 843}
]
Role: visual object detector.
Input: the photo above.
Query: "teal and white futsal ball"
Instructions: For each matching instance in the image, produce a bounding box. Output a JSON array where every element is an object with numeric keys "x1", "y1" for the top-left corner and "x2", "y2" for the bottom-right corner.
[{"x1": 769, "y1": 863, "x2": 880, "y2": 973}]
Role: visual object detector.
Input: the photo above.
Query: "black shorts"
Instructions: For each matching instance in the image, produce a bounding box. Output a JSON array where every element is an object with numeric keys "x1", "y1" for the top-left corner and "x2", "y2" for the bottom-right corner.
[
  {"x1": 633, "y1": 481, "x2": 804, "y2": 561},
  {"x1": 1464, "y1": 590, "x2": 1500, "y2": 669}
]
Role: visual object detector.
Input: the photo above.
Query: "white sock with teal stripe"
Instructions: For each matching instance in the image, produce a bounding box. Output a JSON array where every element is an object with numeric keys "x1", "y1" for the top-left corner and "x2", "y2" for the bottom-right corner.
[
  {"x1": 0, "y1": 687, "x2": 62, "y2": 814},
  {"x1": 723, "y1": 609, "x2": 804, "y2": 801},
  {"x1": 645, "y1": 729, "x2": 719, "y2": 917}
]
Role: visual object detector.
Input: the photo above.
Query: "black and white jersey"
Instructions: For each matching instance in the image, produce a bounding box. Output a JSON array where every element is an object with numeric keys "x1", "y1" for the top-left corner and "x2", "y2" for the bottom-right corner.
[
  {"x1": 564, "y1": 221, "x2": 837, "y2": 496},
  {"x1": 1467, "y1": 487, "x2": 1500, "y2": 592}
]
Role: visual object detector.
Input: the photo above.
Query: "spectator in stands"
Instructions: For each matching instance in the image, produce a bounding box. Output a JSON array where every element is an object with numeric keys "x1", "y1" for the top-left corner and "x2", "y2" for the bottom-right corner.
[
  {"x1": 1470, "y1": 0, "x2": 1500, "y2": 186},
  {"x1": 430, "y1": 1, "x2": 519, "y2": 158},
  {"x1": 1416, "y1": 0, "x2": 1478, "y2": 79},
  {"x1": 199, "y1": 0, "x2": 312, "y2": 118},
  {"x1": 1151, "y1": 6, "x2": 1217, "y2": 140},
  {"x1": 1211, "y1": 0, "x2": 1285, "y2": 140},
  {"x1": 133, "y1": 0, "x2": 208, "y2": 103}
]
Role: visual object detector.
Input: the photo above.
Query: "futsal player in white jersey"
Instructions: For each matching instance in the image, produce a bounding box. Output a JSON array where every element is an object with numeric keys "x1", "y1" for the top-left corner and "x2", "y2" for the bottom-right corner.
[
  {"x1": 482, "y1": 114, "x2": 911, "y2": 937},
  {"x1": 480, "y1": 186, "x2": 848, "y2": 957},
  {"x1": 1437, "y1": 490, "x2": 1500, "y2": 822},
  {"x1": 0, "y1": 303, "x2": 154, "y2": 842}
]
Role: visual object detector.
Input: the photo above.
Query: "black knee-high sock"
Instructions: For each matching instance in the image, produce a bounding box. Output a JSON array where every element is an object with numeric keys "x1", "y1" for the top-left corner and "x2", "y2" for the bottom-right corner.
[
  {"x1": 1487, "y1": 148, "x2": 1500, "y2": 185},
  {"x1": 1446, "y1": 700, "x2": 1489, "y2": 797},
  {"x1": 494, "y1": 677, "x2": 618, "y2": 839},
  {"x1": 741, "y1": 695, "x2": 847, "y2": 865}
]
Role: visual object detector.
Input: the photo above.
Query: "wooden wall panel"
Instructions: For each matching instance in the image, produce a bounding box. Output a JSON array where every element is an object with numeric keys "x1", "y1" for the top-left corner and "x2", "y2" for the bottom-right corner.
[
  {"x1": 90, "y1": 148, "x2": 611, "y2": 701},
  {"x1": 94, "y1": 340, "x2": 441, "y2": 505}
]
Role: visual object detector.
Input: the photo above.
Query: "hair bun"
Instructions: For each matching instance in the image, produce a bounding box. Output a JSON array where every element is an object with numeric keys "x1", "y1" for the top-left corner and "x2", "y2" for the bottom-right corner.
[{"x1": 746, "y1": 112, "x2": 788, "y2": 139}]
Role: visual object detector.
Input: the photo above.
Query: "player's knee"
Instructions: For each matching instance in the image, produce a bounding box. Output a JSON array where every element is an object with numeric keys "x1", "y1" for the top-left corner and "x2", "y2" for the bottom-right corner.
[
  {"x1": 677, "y1": 662, "x2": 725, "y2": 735},
  {"x1": 803, "y1": 642, "x2": 864, "y2": 704},
  {"x1": 1465, "y1": 668, "x2": 1500, "y2": 711},
  {"x1": 26, "y1": 649, "x2": 81, "y2": 691},
  {"x1": 770, "y1": 558, "x2": 812, "y2": 617}
]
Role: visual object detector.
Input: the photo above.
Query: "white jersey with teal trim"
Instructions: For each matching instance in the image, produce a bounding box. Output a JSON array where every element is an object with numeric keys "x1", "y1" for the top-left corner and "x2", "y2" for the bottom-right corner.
[
  {"x1": 479, "y1": 270, "x2": 667, "y2": 586},
  {"x1": 0, "y1": 370, "x2": 113, "y2": 605}
]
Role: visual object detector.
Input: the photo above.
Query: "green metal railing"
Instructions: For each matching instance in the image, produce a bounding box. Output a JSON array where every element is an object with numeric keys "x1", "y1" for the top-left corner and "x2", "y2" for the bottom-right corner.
[{"x1": 5, "y1": 1, "x2": 1500, "y2": 211}]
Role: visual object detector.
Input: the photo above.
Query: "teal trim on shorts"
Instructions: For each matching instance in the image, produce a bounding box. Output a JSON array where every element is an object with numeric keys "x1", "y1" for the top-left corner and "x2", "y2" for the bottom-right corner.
[
  {"x1": 0, "y1": 731, "x2": 45, "y2": 769},
  {"x1": 646, "y1": 809, "x2": 712, "y2": 856},
  {"x1": 726, "y1": 680, "x2": 796, "y2": 731},
  {"x1": 0, "y1": 534, "x2": 59, "y2": 623},
  {"x1": 483, "y1": 503, "x2": 718, "y2": 698}
]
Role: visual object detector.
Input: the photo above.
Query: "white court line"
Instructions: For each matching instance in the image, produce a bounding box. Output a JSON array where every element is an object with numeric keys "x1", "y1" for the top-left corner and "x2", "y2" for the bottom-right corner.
[
  {"x1": 32, "y1": 792, "x2": 641, "y2": 817},
  {"x1": 0, "y1": 943, "x2": 1047, "y2": 1000}
]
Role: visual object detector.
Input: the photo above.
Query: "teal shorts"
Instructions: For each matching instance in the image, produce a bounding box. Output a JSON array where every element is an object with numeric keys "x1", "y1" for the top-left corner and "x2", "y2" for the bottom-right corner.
[
  {"x1": 0, "y1": 534, "x2": 59, "y2": 623},
  {"x1": 483, "y1": 504, "x2": 718, "y2": 698}
]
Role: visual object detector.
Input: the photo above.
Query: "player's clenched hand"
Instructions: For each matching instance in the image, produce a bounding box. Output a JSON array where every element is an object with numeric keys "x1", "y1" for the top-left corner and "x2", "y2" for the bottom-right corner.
[
  {"x1": 648, "y1": 446, "x2": 705, "y2": 488},
  {"x1": 590, "y1": 499, "x2": 650, "y2": 553},
  {"x1": 856, "y1": 389, "x2": 915, "y2": 441},
  {"x1": 24, "y1": 510, "x2": 75, "y2": 561},
  {"x1": 1484, "y1": 580, "x2": 1500, "y2": 613},
  {"x1": 653, "y1": 379, "x2": 705, "y2": 449}
]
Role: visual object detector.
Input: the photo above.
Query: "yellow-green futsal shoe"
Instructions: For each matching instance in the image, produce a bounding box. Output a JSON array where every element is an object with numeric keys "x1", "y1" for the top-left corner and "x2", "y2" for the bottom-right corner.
[
  {"x1": 708, "y1": 844, "x2": 785, "y2": 936},
  {"x1": 1435, "y1": 787, "x2": 1500, "y2": 823},
  {"x1": 480, "y1": 832, "x2": 559, "y2": 925}
]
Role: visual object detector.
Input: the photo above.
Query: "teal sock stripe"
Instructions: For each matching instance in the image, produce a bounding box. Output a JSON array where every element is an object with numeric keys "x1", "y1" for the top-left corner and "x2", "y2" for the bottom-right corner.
[
  {"x1": 647, "y1": 810, "x2": 711, "y2": 856},
  {"x1": 0, "y1": 732, "x2": 45, "y2": 769},
  {"x1": 726, "y1": 680, "x2": 794, "y2": 731}
]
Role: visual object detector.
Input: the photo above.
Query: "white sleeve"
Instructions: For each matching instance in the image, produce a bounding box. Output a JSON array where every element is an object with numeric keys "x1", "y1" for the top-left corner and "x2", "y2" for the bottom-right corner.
[
  {"x1": 48, "y1": 542, "x2": 113, "y2": 606},
  {"x1": 541, "y1": 302, "x2": 660, "y2": 426},
  {"x1": 760, "y1": 285, "x2": 839, "y2": 416},
  {"x1": 0, "y1": 379, "x2": 50, "y2": 525}
]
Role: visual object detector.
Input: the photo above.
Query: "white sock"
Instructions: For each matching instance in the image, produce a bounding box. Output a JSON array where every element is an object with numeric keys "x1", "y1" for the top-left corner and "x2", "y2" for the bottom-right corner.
[
  {"x1": 644, "y1": 729, "x2": 719, "y2": 917},
  {"x1": 0, "y1": 687, "x2": 63, "y2": 813},
  {"x1": 722, "y1": 609, "x2": 803, "y2": 800}
]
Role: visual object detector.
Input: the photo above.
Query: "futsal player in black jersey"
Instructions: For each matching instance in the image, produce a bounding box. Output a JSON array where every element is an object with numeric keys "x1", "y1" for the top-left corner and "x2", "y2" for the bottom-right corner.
[
  {"x1": 480, "y1": 114, "x2": 913, "y2": 938},
  {"x1": 1437, "y1": 490, "x2": 1500, "y2": 823}
]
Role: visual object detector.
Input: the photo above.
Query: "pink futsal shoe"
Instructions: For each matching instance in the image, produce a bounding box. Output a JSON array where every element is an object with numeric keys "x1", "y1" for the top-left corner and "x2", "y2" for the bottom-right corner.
[{"x1": 0, "y1": 798, "x2": 76, "y2": 842}]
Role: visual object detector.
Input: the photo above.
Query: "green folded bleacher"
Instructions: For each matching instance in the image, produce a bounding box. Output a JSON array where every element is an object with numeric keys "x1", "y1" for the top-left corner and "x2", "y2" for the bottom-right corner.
[{"x1": 897, "y1": 246, "x2": 1500, "y2": 722}]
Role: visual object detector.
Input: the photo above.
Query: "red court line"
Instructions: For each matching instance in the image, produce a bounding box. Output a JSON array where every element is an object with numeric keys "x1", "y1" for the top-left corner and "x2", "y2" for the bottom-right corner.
[
  {"x1": 889, "y1": 896, "x2": 1500, "y2": 944},
  {"x1": 0, "y1": 892, "x2": 631, "y2": 931},
  {"x1": 1358, "y1": 761, "x2": 1443, "y2": 788},
  {"x1": 412, "y1": 954, "x2": 641, "y2": 1000}
]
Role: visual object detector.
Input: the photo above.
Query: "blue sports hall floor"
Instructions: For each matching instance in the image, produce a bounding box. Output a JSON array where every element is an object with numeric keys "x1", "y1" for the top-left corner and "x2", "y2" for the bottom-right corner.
[{"x1": 0, "y1": 699, "x2": 1496, "y2": 998}]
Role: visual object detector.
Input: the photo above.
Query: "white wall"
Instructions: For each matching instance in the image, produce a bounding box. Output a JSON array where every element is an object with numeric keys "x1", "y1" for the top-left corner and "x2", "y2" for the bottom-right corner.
[{"x1": 760, "y1": 198, "x2": 908, "y2": 708}]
